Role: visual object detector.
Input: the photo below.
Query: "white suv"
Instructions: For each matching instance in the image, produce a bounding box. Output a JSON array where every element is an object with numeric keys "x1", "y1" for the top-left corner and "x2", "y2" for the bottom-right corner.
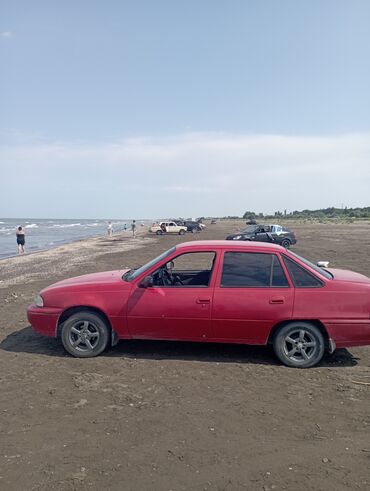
[{"x1": 150, "y1": 221, "x2": 187, "y2": 235}]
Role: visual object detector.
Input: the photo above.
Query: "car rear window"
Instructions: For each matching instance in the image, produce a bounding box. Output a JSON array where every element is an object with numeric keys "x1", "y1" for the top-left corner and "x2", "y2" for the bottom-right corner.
[
  {"x1": 287, "y1": 251, "x2": 332, "y2": 280},
  {"x1": 221, "y1": 252, "x2": 289, "y2": 287},
  {"x1": 282, "y1": 256, "x2": 324, "y2": 287}
]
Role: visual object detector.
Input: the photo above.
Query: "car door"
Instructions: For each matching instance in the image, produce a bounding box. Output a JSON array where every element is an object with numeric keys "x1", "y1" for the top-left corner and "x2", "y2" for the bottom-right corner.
[
  {"x1": 127, "y1": 251, "x2": 218, "y2": 341},
  {"x1": 167, "y1": 222, "x2": 177, "y2": 233},
  {"x1": 253, "y1": 226, "x2": 270, "y2": 243},
  {"x1": 211, "y1": 250, "x2": 294, "y2": 344}
]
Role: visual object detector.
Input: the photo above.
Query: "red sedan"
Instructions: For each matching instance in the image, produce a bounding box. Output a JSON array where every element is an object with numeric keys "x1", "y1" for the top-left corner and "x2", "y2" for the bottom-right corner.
[{"x1": 27, "y1": 241, "x2": 370, "y2": 368}]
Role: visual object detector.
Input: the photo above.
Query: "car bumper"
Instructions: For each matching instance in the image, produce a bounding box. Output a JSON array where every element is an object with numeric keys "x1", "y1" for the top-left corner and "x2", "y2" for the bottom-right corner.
[
  {"x1": 27, "y1": 305, "x2": 63, "y2": 337},
  {"x1": 325, "y1": 320, "x2": 370, "y2": 348}
]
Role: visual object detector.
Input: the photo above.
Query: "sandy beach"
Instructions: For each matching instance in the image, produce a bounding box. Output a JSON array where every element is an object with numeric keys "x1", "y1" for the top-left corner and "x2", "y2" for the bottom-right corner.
[{"x1": 1, "y1": 220, "x2": 370, "y2": 490}]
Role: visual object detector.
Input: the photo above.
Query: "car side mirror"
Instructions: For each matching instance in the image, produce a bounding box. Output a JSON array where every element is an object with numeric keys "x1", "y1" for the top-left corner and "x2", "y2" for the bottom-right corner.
[
  {"x1": 139, "y1": 275, "x2": 153, "y2": 288},
  {"x1": 317, "y1": 261, "x2": 329, "y2": 268}
]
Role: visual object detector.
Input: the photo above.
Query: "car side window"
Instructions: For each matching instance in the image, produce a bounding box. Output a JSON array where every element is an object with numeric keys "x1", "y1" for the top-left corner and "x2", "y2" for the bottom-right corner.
[
  {"x1": 282, "y1": 256, "x2": 323, "y2": 288},
  {"x1": 152, "y1": 252, "x2": 216, "y2": 287},
  {"x1": 221, "y1": 252, "x2": 289, "y2": 287}
]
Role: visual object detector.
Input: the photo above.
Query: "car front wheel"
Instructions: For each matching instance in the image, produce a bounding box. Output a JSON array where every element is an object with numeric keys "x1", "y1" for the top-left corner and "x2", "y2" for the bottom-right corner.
[
  {"x1": 61, "y1": 311, "x2": 109, "y2": 358},
  {"x1": 273, "y1": 322, "x2": 325, "y2": 368}
]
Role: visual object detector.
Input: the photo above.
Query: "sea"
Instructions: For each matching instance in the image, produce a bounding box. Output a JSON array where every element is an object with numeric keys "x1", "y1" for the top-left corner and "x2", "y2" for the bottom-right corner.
[{"x1": 0, "y1": 218, "x2": 151, "y2": 260}]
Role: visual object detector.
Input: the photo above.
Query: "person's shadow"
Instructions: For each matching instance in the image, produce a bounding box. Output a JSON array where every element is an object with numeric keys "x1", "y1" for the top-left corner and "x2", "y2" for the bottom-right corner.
[{"x1": 0, "y1": 325, "x2": 358, "y2": 367}]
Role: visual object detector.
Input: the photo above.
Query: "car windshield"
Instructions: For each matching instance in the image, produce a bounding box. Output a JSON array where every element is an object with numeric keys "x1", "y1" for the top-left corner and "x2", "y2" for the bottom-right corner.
[
  {"x1": 241, "y1": 225, "x2": 259, "y2": 234},
  {"x1": 122, "y1": 247, "x2": 176, "y2": 282},
  {"x1": 287, "y1": 251, "x2": 333, "y2": 280}
]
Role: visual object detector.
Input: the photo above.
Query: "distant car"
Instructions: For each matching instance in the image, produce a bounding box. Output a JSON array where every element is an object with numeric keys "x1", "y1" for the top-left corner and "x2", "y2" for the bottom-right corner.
[
  {"x1": 226, "y1": 224, "x2": 296, "y2": 248},
  {"x1": 174, "y1": 219, "x2": 205, "y2": 233},
  {"x1": 184, "y1": 220, "x2": 205, "y2": 233},
  {"x1": 150, "y1": 221, "x2": 187, "y2": 235},
  {"x1": 27, "y1": 240, "x2": 370, "y2": 368}
]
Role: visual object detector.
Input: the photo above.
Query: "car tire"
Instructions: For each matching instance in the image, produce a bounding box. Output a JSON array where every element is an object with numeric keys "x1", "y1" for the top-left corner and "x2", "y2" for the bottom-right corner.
[
  {"x1": 273, "y1": 322, "x2": 325, "y2": 368},
  {"x1": 179, "y1": 229, "x2": 185, "y2": 235},
  {"x1": 281, "y1": 238, "x2": 291, "y2": 248},
  {"x1": 61, "y1": 311, "x2": 110, "y2": 358},
  {"x1": 156, "y1": 230, "x2": 163, "y2": 235}
]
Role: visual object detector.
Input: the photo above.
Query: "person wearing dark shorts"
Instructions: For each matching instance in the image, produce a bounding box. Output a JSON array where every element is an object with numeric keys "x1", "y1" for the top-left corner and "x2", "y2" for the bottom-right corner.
[
  {"x1": 16, "y1": 226, "x2": 25, "y2": 254},
  {"x1": 131, "y1": 220, "x2": 137, "y2": 237}
]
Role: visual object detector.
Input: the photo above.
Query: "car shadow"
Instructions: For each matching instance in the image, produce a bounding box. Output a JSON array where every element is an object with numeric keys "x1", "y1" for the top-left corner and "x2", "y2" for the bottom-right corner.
[
  {"x1": 0, "y1": 326, "x2": 358, "y2": 367},
  {"x1": 1, "y1": 326, "x2": 67, "y2": 357}
]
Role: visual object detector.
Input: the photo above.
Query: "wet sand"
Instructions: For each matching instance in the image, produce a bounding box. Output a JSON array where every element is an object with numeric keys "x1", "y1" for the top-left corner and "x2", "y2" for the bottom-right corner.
[{"x1": 0, "y1": 220, "x2": 369, "y2": 490}]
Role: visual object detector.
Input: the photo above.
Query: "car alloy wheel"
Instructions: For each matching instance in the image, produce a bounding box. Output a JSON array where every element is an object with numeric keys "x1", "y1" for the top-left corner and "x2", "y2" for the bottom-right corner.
[
  {"x1": 61, "y1": 312, "x2": 109, "y2": 358},
  {"x1": 273, "y1": 322, "x2": 325, "y2": 368}
]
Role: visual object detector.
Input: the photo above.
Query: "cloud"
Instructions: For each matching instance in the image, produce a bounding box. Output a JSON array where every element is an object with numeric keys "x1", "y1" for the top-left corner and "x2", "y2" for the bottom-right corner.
[{"x1": 1, "y1": 131, "x2": 369, "y2": 217}]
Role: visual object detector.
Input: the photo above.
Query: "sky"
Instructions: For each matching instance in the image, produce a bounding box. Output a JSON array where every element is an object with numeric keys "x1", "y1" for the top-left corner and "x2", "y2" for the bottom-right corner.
[{"x1": 1, "y1": 0, "x2": 369, "y2": 219}]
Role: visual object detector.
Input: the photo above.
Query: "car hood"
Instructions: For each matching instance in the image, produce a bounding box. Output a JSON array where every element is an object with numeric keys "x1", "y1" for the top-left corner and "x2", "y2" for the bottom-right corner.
[
  {"x1": 328, "y1": 268, "x2": 370, "y2": 284},
  {"x1": 43, "y1": 269, "x2": 130, "y2": 290}
]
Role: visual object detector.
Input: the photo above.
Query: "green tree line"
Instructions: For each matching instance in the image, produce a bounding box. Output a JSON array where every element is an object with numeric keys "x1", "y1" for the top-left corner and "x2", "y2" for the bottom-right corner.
[{"x1": 242, "y1": 207, "x2": 370, "y2": 220}]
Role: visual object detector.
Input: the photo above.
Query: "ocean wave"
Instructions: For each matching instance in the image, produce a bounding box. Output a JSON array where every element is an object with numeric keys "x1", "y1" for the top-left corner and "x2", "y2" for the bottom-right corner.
[
  {"x1": 25, "y1": 223, "x2": 38, "y2": 228},
  {"x1": 51, "y1": 223, "x2": 82, "y2": 228}
]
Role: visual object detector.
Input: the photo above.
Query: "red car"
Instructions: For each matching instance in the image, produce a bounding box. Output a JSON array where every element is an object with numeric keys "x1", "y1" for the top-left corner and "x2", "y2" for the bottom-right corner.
[{"x1": 27, "y1": 241, "x2": 370, "y2": 368}]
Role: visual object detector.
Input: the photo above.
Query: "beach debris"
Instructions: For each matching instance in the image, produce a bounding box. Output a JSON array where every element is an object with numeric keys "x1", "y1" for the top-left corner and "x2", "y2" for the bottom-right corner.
[
  {"x1": 351, "y1": 380, "x2": 370, "y2": 386},
  {"x1": 4, "y1": 292, "x2": 22, "y2": 303},
  {"x1": 73, "y1": 399, "x2": 88, "y2": 408}
]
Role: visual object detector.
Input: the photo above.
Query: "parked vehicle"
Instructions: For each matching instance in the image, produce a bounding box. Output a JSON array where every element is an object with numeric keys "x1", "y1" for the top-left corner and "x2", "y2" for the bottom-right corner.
[
  {"x1": 149, "y1": 221, "x2": 187, "y2": 235},
  {"x1": 28, "y1": 240, "x2": 370, "y2": 368},
  {"x1": 183, "y1": 220, "x2": 206, "y2": 233},
  {"x1": 226, "y1": 224, "x2": 296, "y2": 248}
]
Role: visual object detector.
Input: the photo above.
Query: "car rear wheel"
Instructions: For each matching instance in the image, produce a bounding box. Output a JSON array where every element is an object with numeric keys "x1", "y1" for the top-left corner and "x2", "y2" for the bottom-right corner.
[
  {"x1": 61, "y1": 311, "x2": 109, "y2": 358},
  {"x1": 281, "y1": 238, "x2": 291, "y2": 248},
  {"x1": 179, "y1": 229, "x2": 185, "y2": 235},
  {"x1": 273, "y1": 322, "x2": 325, "y2": 368}
]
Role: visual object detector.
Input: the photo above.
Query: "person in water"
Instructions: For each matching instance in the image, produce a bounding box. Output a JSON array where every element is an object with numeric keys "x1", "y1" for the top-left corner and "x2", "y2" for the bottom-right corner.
[{"x1": 16, "y1": 226, "x2": 26, "y2": 254}]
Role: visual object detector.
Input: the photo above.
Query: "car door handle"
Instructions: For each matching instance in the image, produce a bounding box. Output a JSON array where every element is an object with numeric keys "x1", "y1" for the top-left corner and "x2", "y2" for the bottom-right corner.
[
  {"x1": 196, "y1": 297, "x2": 211, "y2": 304},
  {"x1": 269, "y1": 296, "x2": 285, "y2": 304}
]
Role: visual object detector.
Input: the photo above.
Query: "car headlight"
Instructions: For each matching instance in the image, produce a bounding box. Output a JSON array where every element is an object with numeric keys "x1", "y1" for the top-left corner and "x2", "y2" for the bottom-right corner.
[
  {"x1": 34, "y1": 294, "x2": 44, "y2": 307},
  {"x1": 233, "y1": 235, "x2": 242, "y2": 240}
]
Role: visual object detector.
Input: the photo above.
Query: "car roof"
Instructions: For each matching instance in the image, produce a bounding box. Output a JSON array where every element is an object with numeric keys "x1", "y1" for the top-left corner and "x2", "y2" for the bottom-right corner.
[{"x1": 175, "y1": 240, "x2": 286, "y2": 252}]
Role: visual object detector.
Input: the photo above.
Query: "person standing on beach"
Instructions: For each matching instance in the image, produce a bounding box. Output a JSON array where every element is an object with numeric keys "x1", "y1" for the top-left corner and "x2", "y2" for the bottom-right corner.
[
  {"x1": 107, "y1": 221, "x2": 113, "y2": 237},
  {"x1": 16, "y1": 226, "x2": 26, "y2": 254},
  {"x1": 131, "y1": 220, "x2": 137, "y2": 237}
]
